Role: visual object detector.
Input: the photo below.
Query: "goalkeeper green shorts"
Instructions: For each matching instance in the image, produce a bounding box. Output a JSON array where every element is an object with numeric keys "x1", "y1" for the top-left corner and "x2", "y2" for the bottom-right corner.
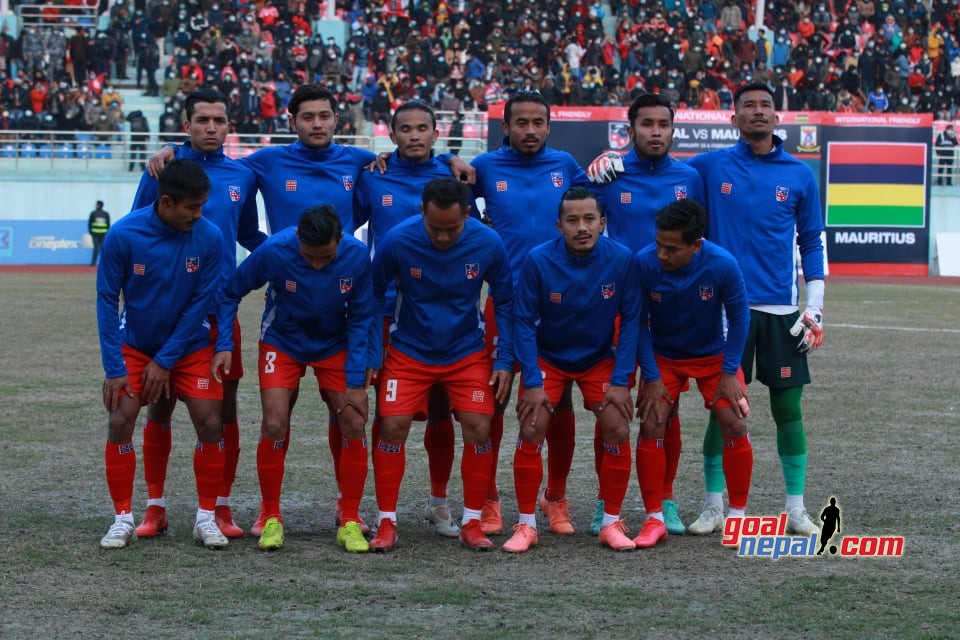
[{"x1": 740, "y1": 309, "x2": 811, "y2": 388}]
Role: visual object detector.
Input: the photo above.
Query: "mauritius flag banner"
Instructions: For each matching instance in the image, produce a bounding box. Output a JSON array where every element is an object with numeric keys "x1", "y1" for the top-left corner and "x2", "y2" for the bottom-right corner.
[{"x1": 825, "y1": 142, "x2": 926, "y2": 227}]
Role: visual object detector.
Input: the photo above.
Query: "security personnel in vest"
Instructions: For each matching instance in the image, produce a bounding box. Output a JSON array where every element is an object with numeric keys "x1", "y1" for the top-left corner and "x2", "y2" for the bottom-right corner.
[{"x1": 88, "y1": 200, "x2": 111, "y2": 266}]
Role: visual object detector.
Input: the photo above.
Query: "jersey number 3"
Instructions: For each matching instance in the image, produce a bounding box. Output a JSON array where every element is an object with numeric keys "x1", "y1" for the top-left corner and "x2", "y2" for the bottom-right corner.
[{"x1": 264, "y1": 351, "x2": 277, "y2": 374}]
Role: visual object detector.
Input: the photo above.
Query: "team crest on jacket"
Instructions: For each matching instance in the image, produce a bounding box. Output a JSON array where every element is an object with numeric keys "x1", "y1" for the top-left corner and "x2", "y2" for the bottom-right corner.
[
  {"x1": 185, "y1": 257, "x2": 200, "y2": 273},
  {"x1": 465, "y1": 263, "x2": 480, "y2": 279},
  {"x1": 721, "y1": 182, "x2": 732, "y2": 195},
  {"x1": 133, "y1": 263, "x2": 145, "y2": 275},
  {"x1": 285, "y1": 280, "x2": 297, "y2": 292},
  {"x1": 342, "y1": 175, "x2": 354, "y2": 191},
  {"x1": 228, "y1": 185, "x2": 241, "y2": 202},
  {"x1": 285, "y1": 179, "x2": 297, "y2": 191},
  {"x1": 496, "y1": 180, "x2": 508, "y2": 192},
  {"x1": 601, "y1": 283, "x2": 615, "y2": 299},
  {"x1": 699, "y1": 285, "x2": 714, "y2": 301},
  {"x1": 550, "y1": 171, "x2": 564, "y2": 188},
  {"x1": 339, "y1": 278, "x2": 353, "y2": 293},
  {"x1": 381, "y1": 194, "x2": 393, "y2": 206},
  {"x1": 650, "y1": 291, "x2": 661, "y2": 302},
  {"x1": 550, "y1": 292, "x2": 562, "y2": 303},
  {"x1": 620, "y1": 192, "x2": 632, "y2": 204},
  {"x1": 410, "y1": 267, "x2": 422, "y2": 279},
  {"x1": 775, "y1": 185, "x2": 790, "y2": 202},
  {"x1": 674, "y1": 185, "x2": 687, "y2": 200}
]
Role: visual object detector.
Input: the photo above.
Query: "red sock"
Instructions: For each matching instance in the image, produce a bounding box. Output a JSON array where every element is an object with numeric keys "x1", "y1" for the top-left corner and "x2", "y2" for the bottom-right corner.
[
  {"x1": 370, "y1": 416, "x2": 381, "y2": 454},
  {"x1": 486, "y1": 411, "x2": 504, "y2": 500},
  {"x1": 372, "y1": 440, "x2": 405, "y2": 514},
  {"x1": 593, "y1": 420, "x2": 603, "y2": 497},
  {"x1": 663, "y1": 415, "x2": 682, "y2": 500},
  {"x1": 257, "y1": 436, "x2": 286, "y2": 520},
  {"x1": 598, "y1": 440, "x2": 631, "y2": 516},
  {"x1": 513, "y1": 439, "x2": 544, "y2": 514},
  {"x1": 141, "y1": 419, "x2": 171, "y2": 499},
  {"x1": 220, "y1": 420, "x2": 240, "y2": 499},
  {"x1": 461, "y1": 440, "x2": 494, "y2": 512},
  {"x1": 193, "y1": 440, "x2": 225, "y2": 511},
  {"x1": 338, "y1": 437, "x2": 368, "y2": 524},
  {"x1": 637, "y1": 437, "x2": 666, "y2": 515},
  {"x1": 545, "y1": 407, "x2": 575, "y2": 501},
  {"x1": 328, "y1": 417, "x2": 342, "y2": 488},
  {"x1": 722, "y1": 434, "x2": 753, "y2": 510},
  {"x1": 105, "y1": 441, "x2": 136, "y2": 515},
  {"x1": 424, "y1": 416, "x2": 455, "y2": 499}
]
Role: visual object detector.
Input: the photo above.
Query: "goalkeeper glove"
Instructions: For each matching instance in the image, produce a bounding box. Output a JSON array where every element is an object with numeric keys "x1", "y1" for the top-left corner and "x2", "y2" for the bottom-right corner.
[
  {"x1": 789, "y1": 307, "x2": 824, "y2": 354},
  {"x1": 586, "y1": 151, "x2": 625, "y2": 185}
]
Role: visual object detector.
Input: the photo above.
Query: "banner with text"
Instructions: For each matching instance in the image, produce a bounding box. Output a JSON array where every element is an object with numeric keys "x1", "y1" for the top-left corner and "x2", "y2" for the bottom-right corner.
[{"x1": 0, "y1": 220, "x2": 94, "y2": 265}]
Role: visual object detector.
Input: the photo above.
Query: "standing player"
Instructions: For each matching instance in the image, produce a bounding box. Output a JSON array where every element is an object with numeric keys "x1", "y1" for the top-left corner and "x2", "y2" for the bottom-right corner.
[
  {"x1": 354, "y1": 100, "x2": 462, "y2": 538},
  {"x1": 96, "y1": 159, "x2": 229, "y2": 550},
  {"x1": 504, "y1": 187, "x2": 640, "y2": 553},
  {"x1": 216, "y1": 205, "x2": 375, "y2": 552},
  {"x1": 686, "y1": 81, "x2": 825, "y2": 536},
  {"x1": 131, "y1": 88, "x2": 266, "y2": 541},
  {"x1": 461, "y1": 91, "x2": 592, "y2": 536},
  {"x1": 587, "y1": 92, "x2": 707, "y2": 536},
  {"x1": 634, "y1": 200, "x2": 753, "y2": 548},
  {"x1": 369, "y1": 178, "x2": 514, "y2": 552}
]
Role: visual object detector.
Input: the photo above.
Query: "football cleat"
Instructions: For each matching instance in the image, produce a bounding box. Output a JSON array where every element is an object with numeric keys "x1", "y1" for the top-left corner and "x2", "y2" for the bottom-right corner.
[
  {"x1": 369, "y1": 519, "x2": 398, "y2": 552},
  {"x1": 336, "y1": 521, "x2": 370, "y2": 553},
  {"x1": 193, "y1": 518, "x2": 229, "y2": 550},
  {"x1": 424, "y1": 503, "x2": 460, "y2": 538},
  {"x1": 687, "y1": 504, "x2": 724, "y2": 535},
  {"x1": 257, "y1": 517, "x2": 284, "y2": 551},
  {"x1": 135, "y1": 505, "x2": 168, "y2": 538},
  {"x1": 214, "y1": 505, "x2": 245, "y2": 538},
  {"x1": 598, "y1": 520, "x2": 635, "y2": 551},
  {"x1": 662, "y1": 500, "x2": 686, "y2": 535},
  {"x1": 459, "y1": 519, "x2": 495, "y2": 551},
  {"x1": 100, "y1": 519, "x2": 137, "y2": 550},
  {"x1": 590, "y1": 499, "x2": 605, "y2": 536},
  {"x1": 479, "y1": 499, "x2": 503, "y2": 535},
  {"x1": 538, "y1": 493, "x2": 575, "y2": 535},
  {"x1": 633, "y1": 517, "x2": 668, "y2": 548},
  {"x1": 502, "y1": 523, "x2": 539, "y2": 553},
  {"x1": 786, "y1": 508, "x2": 821, "y2": 536},
  {"x1": 334, "y1": 499, "x2": 370, "y2": 535}
]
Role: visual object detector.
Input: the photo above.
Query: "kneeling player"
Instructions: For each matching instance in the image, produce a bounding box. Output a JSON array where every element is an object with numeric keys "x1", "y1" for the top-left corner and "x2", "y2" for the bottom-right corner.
[
  {"x1": 504, "y1": 186, "x2": 641, "y2": 553},
  {"x1": 96, "y1": 159, "x2": 230, "y2": 550},
  {"x1": 634, "y1": 200, "x2": 753, "y2": 548},
  {"x1": 217, "y1": 205, "x2": 375, "y2": 552},
  {"x1": 369, "y1": 178, "x2": 515, "y2": 552}
]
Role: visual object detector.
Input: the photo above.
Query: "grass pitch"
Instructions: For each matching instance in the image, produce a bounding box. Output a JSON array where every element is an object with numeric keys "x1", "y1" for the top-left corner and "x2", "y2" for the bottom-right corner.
[{"x1": 0, "y1": 272, "x2": 957, "y2": 639}]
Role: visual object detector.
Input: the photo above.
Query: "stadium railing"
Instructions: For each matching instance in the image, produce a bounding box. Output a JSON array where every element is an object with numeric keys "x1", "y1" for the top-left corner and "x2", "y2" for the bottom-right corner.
[{"x1": 16, "y1": 4, "x2": 99, "y2": 31}]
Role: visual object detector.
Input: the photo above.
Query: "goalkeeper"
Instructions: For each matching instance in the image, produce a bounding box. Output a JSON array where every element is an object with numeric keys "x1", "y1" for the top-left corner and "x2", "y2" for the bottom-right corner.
[{"x1": 682, "y1": 82, "x2": 826, "y2": 536}]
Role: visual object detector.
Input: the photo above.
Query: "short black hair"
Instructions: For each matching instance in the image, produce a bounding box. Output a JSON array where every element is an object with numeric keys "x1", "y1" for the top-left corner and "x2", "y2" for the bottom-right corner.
[
  {"x1": 628, "y1": 92, "x2": 675, "y2": 126},
  {"x1": 96, "y1": 200, "x2": 103, "y2": 207},
  {"x1": 297, "y1": 204, "x2": 342, "y2": 246},
  {"x1": 185, "y1": 88, "x2": 228, "y2": 121},
  {"x1": 158, "y1": 159, "x2": 210, "y2": 202},
  {"x1": 288, "y1": 83, "x2": 339, "y2": 117},
  {"x1": 655, "y1": 199, "x2": 706, "y2": 245},
  {"x1": 734, "y1": 81, "x2": 776, "y2": 109},
  {"x1": 391, "y1": 99, "x2": 436, "y2": 131},
  {"x1": 421, "y1": 177, "x2": 470, "y2": 213},
  {"x1": 558, "y1": 185, "x2": 601, "y2": 220},
  {"x1": 504, "y1": 90, "x2": 551, "y2": 125}
]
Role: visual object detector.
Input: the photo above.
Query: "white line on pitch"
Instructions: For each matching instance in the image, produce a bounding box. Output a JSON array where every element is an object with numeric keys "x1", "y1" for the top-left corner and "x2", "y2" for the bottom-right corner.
[{"x1": 833, "y1": 323, "x2": 960, "y2": 334}]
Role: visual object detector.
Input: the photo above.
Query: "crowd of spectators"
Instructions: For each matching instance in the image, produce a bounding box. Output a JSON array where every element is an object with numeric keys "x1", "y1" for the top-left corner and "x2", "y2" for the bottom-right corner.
[{"x1": 1, "y1": 0, "x2": 960, "y2": 140}]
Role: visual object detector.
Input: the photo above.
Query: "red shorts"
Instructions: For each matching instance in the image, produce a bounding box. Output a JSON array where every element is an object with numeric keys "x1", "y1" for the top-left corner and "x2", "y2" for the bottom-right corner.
[
  {"x1": 121, "y1": 344, "x2": 223, "y2": 403},
  {"x1": 258, "y1": 341, "x2": 347, "y2": 392},
  {"x1": 379, "y1": 347, "x2": 494, "y2": 417},
  {"x1": 653, "y1": 354, "x2": 746, "y2": 410},
  {"x1": 520, "y1": 358, "x2": 628, "y2": 410},
  {"x1": 209, "y1": 315, "x2": 243, "y2": 381},
  {"x1": 483, "y1": 296, "x2": 498, "y2": 360}
]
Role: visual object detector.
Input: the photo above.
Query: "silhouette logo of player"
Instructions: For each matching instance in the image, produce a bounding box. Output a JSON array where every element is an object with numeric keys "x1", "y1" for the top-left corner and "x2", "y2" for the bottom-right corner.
[{"x1": 817, "y1": 497, "x2": 841, "y2": 555}]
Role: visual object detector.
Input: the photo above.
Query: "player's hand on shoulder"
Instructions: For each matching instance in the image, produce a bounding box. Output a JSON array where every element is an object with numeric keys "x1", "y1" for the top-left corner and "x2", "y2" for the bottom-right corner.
[
  {"x1": 789, "y1": 307, "x2": 824, "y2": 353},
  {"x1": 147, "y1": 145, "x2": 176, "y2": 178},
  {"x1": 449, "y1": 155, "x2": 476, "y2": 185},
  {"x1": 367, "y1": 152, "x2": 391, "y2": 174},
  {"x1": 586, "y1": 151, "x2": 625, "y2": 185}
]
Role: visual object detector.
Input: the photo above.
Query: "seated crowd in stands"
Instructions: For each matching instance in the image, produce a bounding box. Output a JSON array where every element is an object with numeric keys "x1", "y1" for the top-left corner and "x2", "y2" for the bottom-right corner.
[{"x1": 1, "y1": 0, "x2": 959, "y2": 140}]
